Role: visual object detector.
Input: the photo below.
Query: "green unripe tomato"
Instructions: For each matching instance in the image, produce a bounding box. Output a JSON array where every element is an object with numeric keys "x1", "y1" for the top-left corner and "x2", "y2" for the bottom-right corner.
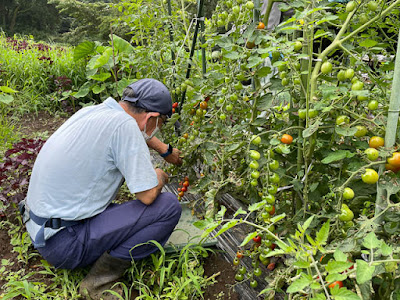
[
  {"x1": 357, "y1": 94, "x2": 368, "y2": 101},
  {"x1": 351, "y1": 81, "x2": 364, "y2": 91},
  {"x1": 294, "y1": 41, "x2": 303, "y2": 52},
  {"x1": 263, "y1": 194, "x2": 275, "y2": 204},
  {"x1": 269, "y1": 173, "x2": 280, "y2": 184},
  {"x1": 234, "y1": 82, "x2": 243, "y2": 90},
  {"x1": 343, "y1": 187, "x2": 355, "y2": 200},
  {"x1": 336, "y1": 115, "x2": 350, "y2": 126},
  {"x1": 250, "y1": 150, "x2": 261, "y2": 160},
  {"x1": 250, "y1": 150, "x2": 260, "y2": 160},
  {"x1": 309, "y1": 109, "x2": 318, "y2": 118},
  {"x1": 220, "y1": 113, "x2": 227, "y2": 120},
  {"x1": 361, "y1": 168, "x2": 379, "y2": 184},
  {"x1": 249, "y1": 160, "x2": 259, "y2": 169},
  {"x1": 346, "y1": 1, "x2": 356, "y2": 12},
  {"x1": 225, "y1": 104, "x2": 233, "y2": 111},
  {"x1": 269, "y1": 160, "x2": 279, "y2": 171},
  {"x1": 354, "y1": 125, "x2": 367, "y2": 137},
  {"x1": 365, "y1": 148, "x2": 379, "y2": 161},
  {"x1": 339, "y1": 204, "x2": 354, "y2": 221},
  {"x1": 232, "y1": 5, "x2": 240, "y2": 14},
  {"x1": 235, "y1": 273, "x2": 244, "y2": 281},
  {"x1": 251, "y1": 170, "x2": 260, "y2": 179},
  {"x1": 321, "y1": 61, "x2": 333, "y2": 74},
  {"x1": 368, "y1": 1, "x2": 378, "y2": 11},
  {"x1": 337, "y1": 70, "x2": 346, "y2": 81},
  {"x1": 251, "y1": 135, "x2": 261, "y2": 145},
  {"x1": 245, "y1": 1, "x2": 254, "y2": 9},
  {"x1": 230, "y1": 94, "x2": 238, "y2": 101},
  {"x1": 253, "y1": 267, "x2": 262, "y2": 277},
  {"x1": 265, "y1": 204, "x2": 274, "y2": 212},
  {"x1": 279, "y1": 71, "x2": 287, "y2": 79},
  {"x1": 298, "y1": 109, "x2": 306, "y2": 119},
  {"x1": 250, "y1": 279, "x2": 258, "y2": 288},
  {"x1": 250, "y1": 179, "x2": 258, "y2": 186},
  {"x1": 367, "y1": 100, "x2": 379, "y2": 111},
  {"x1": 267, "y1": 185, "x2": 278, "y2": 195},
  {"x1": 281, "y1": 78, "x2": 289, "y2": 86},
  {"x1": 359, "y1": 14, "x2": 368, "y2": 25},
  {"x1": 345, "y1": 68, "x2": 355, "y2": 79},
  {"x1": 351, "y1": 76, "x2": 359, "y2": 84}
]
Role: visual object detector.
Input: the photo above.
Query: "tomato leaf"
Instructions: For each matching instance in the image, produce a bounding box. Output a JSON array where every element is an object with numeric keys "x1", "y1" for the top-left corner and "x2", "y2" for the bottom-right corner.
[
  {"x1": 234, "y1": 208, "x2": 247, "y2": 217},
  {"x1": 333, "y1": 249, "x2": 347, "y2": 262},
  {"x1": 316, "y1": 220, "x2": 330, "y2": 245},
  {"x1": 270, "y1": 213, "x2": 286, "y2": 223},
  {"x1": 329, "y1": 287, "x2": 361, "y2": 300},
  {"x1": 248, "y1": 200, "x2": 267, "y2": 212},
  {"x1": 239, "y1": 231, "x2": 258, "y2": 247},
  {"x1": 356, "y1": 260, "x2": 375, "y2": 284},
  {"x1": 303, "y1": 120, "x2": 322, "y2": 138},
  {"x1": 380, "y1": 241, "x2": 392, "y2": 256},
  {"x1": 286, "y1": 273, "x2": 312, "y2": 293},
  {"x1": 322, "y1": 150, "x2": 355, "y2": 164},
  {"x1": 246, "y1": 56, "x2": 263, "y2": 68},
  {"x1": 359, "y1": 39, "x2": 378, "y2": 48},
  {"x1": 325, "y1": 261, "x2": 353, "y2": 274},
  {"x1": 255, "y1": 66, "x2": 272, "y2": 77},
  {"x1": 214, "y1": 220, "x2": 239, "y2": 238},
  {"x1": 223, "y1": 51, "x2": 240, "y2": 60},
  {"x1": 326, "y1": 273, "x2": 347, "y2": 283},
  {"x1": 335, "y1": 126, "x2": 358, "y2": 137},
  {"x1": 362, "y1": 232, "x2": 381, "y2": 249},
  {"x1": 293, "y1": 260, "x2": 310, "y2": 268}
]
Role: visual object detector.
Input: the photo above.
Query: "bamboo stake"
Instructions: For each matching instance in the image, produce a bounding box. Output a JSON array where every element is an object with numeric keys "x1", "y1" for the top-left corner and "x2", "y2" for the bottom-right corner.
[{"x1": 375, "y1": 28, "x2": 400, "y2": 222}]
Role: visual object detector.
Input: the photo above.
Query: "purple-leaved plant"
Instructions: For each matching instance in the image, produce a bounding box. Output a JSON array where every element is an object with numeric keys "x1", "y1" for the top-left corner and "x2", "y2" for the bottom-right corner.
[{"x1": 0, "y1": 138, "x2": 45, "y2": 216}]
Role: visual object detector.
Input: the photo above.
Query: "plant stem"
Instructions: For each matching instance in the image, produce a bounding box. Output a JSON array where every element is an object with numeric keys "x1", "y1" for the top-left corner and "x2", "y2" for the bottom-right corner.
[{"x1": 375, "y1": 27, "x2": 400, "y2": 223}]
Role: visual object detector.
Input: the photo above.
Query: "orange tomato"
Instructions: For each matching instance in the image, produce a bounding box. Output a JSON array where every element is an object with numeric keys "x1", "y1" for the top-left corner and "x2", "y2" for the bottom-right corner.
[
  {"x1": 328, "y1": 281, "x2": 343, "y2": 289},
  {"x1": 387, "y1": 152, "x2": 400, "y2": 167},
  {"x1": 369, "y1": 136, "x2": 384, "y2": 149},
  {"x1": 385, "y1": 163, "x2": 400, "y2": 173},
  {"x1": 257, "y1": 22, "x2": 265, "y2": 29},
  {"x1": 281, "y1": 134, "x2": 293, "y2": 145},
  {"x1": 183, "y1": 181, "x2": 190, "y2": 187},
  {"x1": 199, "y1": 101, "x2": 208, "y2": 110},
  {"x1": 183, "y1": 133, "x2": 189, "y2": 139},
  {"x1": 178, "y1": 191, "x2": 184, "y2": 197}
]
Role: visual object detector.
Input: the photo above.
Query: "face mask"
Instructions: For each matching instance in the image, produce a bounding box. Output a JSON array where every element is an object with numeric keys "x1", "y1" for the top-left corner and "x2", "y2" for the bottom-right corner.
[{"x1": 142, "y1": 117, "x2": 160, "y2": 141}]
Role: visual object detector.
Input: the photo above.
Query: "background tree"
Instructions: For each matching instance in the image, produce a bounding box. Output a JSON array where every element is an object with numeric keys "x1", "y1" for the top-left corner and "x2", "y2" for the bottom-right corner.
[{"x1": 0, "y1": 0, "x2": 60, "y2": 38}]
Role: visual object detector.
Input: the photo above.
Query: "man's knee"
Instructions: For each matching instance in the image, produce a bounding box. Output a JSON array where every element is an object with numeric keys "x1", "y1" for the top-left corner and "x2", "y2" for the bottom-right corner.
[{"x1": 157, "y1": 192, "x2": 182, "y2": 222}]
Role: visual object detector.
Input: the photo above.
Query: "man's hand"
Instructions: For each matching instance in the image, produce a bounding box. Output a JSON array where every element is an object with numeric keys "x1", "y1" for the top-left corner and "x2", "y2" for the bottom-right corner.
[
  {"x1": 146, "y1": 137, "x2": 183, "y2": 166},
  {"x1": 164, "y1": 148, "x2": 183, "y2": 166},
  {"x1": 155, "y1": 168, "x2": 169, "y2": 186}
]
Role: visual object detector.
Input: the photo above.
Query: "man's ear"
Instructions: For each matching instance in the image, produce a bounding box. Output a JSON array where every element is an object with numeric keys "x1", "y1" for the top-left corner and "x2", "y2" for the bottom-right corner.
[{"x1": 145, "y1": 112, "x2": 160, "y2": 122}]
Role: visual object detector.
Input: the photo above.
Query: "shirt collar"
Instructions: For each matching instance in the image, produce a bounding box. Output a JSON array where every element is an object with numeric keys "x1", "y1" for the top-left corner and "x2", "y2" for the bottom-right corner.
[{"x1": 104, "y1": 97, "x2": 124, "y2": 111}]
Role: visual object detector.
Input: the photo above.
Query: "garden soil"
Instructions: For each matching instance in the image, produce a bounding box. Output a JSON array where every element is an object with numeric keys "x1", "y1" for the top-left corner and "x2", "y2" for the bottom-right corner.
[{"x1": 1, "y1": 111, "x2": 240, "y2": 299}]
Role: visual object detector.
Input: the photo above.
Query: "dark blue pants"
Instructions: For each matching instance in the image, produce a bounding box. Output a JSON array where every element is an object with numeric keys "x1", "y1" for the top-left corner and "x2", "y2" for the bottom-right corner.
[{"x1": 36, "y1": 192, "x2": 182, "y2": 269}]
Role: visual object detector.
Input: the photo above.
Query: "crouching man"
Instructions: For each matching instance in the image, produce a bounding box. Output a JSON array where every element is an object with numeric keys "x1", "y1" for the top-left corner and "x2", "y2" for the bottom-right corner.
[{"x1": 21, "y1": 79, "x2": 183, "y2": 299}]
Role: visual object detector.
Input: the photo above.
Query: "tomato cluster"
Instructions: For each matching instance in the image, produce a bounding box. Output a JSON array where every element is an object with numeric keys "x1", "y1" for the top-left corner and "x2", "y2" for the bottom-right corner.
[{"x1": 177, "y1": 176, "x2": 190, "y2": 201}]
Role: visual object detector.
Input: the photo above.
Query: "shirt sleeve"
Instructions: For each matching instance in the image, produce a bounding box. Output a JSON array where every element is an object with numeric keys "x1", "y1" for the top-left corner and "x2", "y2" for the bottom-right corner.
[{"x1": 110, "y1": 119, "x2": 158, "y2": 194}]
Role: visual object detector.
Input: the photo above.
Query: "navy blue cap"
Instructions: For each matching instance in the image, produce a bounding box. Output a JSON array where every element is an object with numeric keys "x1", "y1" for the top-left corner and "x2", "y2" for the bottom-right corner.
[{"x1": 122, "y1": 79, "x2": 172, "y2": 117}]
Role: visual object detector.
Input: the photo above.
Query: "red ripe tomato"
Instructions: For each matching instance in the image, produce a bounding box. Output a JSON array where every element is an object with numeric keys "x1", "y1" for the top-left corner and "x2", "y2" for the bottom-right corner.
[
  {"x1": 184, "y1": 176, "x2": 189, "y2": 181},
  {"x1": 268, "y1": 206, "x2": 276, "y2": 215},
  {"x1": 267, "y1": 262, "x2": 276, "y2": 271},
  {"x1": 253, "y1": 235, "x2": 261, "y2": 243},
  {"x1": 204, "y1": 96, "x2": 210, "y2": 102},
  {"x1": 270, "y1": 243, "x2": 276, "y2": 250},
  {"x1": 236, "y1": 251, "x2": 243, "y2": 259},
  {"x1": 172, "y1": 102, "x2": 179, "y2": 108},
  {"x1": 181, "y1": 187, "x2": 187, "y2": 192},
  {"x1": 183, "y1": 181, "x2": 190, "y2": 187},
  {"x1": 281, "y1": 134, "x2": 293, "y2": 144},
  {"x1": 328, "y1": 281, "x2": 343, "y2": 289},
  {"x1": 177, "y1": 188, "x2": 182, "y2": 192}
]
